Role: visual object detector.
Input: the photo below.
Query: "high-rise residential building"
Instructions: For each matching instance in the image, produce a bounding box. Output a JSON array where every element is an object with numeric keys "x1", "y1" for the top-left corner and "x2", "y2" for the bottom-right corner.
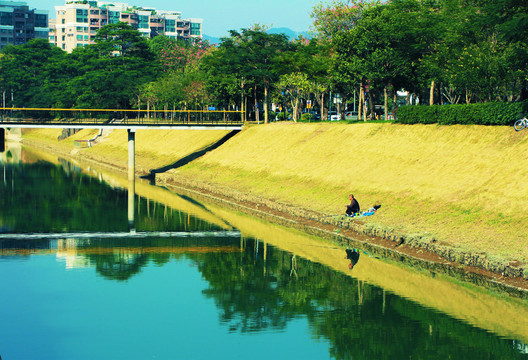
[
  {"x1": 50, "y1": 1, "x2": 203, "y2": 53},
  {"x1": 0, "y1": 0, "x2": 49, "y2": 50}
]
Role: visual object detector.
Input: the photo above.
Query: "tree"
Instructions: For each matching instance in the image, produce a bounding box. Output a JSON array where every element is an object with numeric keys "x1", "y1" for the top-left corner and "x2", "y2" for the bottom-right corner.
[
  {"x1": 149, "y1": 36, "x2": 212, "y2": 75},
  {"x1": 332, "y1": 0, "x2": 443, "y2": 117},
  {"x1": 282, "y1": 37, "x2": 332, "y2": 120},
  {"x1": 0, "y1": 39, "x2": 71, "y2": 108},
  {"x1": 421, "y1": 0, "x2": 527, "y2": 103},
  {"x1": 69, "y1": 22, "x2": 158, "y2": 109},
  {"x1": 276, "y1": 72, "x2": 312, "y2": 122},
  {"x1": 202, "y1": 27, "x2": 292, "y2": 123}
]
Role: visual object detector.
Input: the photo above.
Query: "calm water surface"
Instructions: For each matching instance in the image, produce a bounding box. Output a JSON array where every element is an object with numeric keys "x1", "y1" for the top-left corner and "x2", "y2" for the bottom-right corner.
[{"x1": 0, "y1": 145, "x2": 527, "y2": 359}]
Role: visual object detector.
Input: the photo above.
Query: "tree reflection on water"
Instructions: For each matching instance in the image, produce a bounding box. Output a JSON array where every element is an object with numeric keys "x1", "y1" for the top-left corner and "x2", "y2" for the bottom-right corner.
[{"x1": 1, "y1": 157, "x2": 527, "y2": 359}]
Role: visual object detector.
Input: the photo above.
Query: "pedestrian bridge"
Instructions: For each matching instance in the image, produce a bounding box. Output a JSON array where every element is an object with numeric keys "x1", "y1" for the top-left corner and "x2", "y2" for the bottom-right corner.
[
  {"x1": 0, "y1": 107, "x2": 244, "y2": 130},
  {"x1": 0, "y1": 107, "x2": 245, "y2": 230}
]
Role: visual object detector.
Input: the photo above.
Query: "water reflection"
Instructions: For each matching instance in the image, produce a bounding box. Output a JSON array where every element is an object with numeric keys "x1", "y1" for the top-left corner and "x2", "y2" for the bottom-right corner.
[
  {"x1": 1, "y1": 145, "x2": 528, "y2": 359},
  {"x1": 1, "y1": 235, "x2": 527, "y2": 359},
  {"x1": 0, "y1": 161, "x2": 225, "y2": 234}
]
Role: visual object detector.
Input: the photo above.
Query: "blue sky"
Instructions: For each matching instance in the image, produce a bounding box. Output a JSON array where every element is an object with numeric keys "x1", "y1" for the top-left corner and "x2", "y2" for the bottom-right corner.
[{"x1": 27, "y1": 0, "x2": 320, "y2": 37}]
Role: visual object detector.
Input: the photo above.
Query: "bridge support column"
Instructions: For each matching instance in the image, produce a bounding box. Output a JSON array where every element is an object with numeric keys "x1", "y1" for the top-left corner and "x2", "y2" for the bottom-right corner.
[
  {"x1": 128, "y1": 129, "x2": 135, "y2": 232},
  {"x1": 0, "y1": 128, "x2": 4, "y2": 153}
]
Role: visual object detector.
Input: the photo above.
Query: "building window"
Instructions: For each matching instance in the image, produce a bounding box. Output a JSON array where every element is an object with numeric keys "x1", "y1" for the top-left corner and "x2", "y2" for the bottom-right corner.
[
  {"x1": 109, "y1": 11, "x2": 120, "y2": 24},
  {"x1": 165, "y1": 19, "x2": 175, "y2": 32},
  {"x1": 138, "y1": 15, "x2": 149, "y2": 29}
]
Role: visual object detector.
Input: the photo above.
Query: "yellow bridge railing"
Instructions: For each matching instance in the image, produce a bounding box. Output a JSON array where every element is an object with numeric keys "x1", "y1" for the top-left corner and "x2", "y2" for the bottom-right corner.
[{"x1": 0, "y1": 107, "x2": 244, "y2": 126}]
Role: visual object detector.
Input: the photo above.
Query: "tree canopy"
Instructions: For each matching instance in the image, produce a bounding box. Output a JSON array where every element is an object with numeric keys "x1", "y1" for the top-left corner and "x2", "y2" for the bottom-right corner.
[{"x1": 1, "y1": 1, "x2": 526, "y2": 119}]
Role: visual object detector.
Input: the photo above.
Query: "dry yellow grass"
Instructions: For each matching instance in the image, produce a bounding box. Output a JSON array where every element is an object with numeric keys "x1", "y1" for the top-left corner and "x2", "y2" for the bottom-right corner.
[
  {"x1": 22, "y1": 128, "x2": 232, "y2": 173},
  {"x1": 19, "y1": 123, "x2": 528, "y2": 264},
  {"x1": 168, "y1": 123, "x2": 528, "y2": 264}
]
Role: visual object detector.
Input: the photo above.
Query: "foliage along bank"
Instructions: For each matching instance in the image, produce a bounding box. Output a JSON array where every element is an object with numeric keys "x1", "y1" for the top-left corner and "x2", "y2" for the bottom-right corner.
[
  {"x1": 0, "y1": 0, "x2": 526, "y2": 123},
  {"x1": 396, "y1": 101, "x2": 528, "y2": 125}
]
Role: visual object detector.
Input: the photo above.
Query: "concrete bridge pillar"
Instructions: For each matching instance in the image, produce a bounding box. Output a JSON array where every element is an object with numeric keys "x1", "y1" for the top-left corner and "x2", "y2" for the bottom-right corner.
[{"x1": 128, "y1": 129, "x2": 135, "y2": 232}]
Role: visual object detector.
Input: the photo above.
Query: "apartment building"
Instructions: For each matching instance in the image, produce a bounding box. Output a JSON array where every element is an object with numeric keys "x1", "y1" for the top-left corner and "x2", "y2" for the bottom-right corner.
[
  {"x1": 50, "y1": 1, "x2": 203, "y2": 53},
  {"x1": 0, "y1": 0, "x2": 49, "y2": 50}
]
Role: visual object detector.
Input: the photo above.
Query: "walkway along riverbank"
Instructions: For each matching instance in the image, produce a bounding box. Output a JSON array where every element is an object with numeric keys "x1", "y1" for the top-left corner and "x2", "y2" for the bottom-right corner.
[{"x1": 12, "y1": 122, "x2": 528, "y2": 295}]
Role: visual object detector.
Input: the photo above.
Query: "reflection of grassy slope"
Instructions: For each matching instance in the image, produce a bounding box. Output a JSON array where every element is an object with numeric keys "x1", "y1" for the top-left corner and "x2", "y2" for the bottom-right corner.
[
  {"x1": 165, "y1": 123, "x2": 528, "y2": 265},
  {"x1": 205, "y1": 204, "x2": 528, "y2": 343},
  {"x1": 193, "y1": 243, "x2": 525, "y2": 359}
]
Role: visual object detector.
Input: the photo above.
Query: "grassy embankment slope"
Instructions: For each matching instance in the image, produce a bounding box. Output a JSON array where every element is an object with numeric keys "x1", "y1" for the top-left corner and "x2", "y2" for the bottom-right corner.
[{"x1": 21, "y1": 122, "x2": 528, "y2": 271}]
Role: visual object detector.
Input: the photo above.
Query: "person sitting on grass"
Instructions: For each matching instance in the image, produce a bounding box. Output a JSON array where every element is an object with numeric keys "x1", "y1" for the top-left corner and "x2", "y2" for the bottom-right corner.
[{"x1": 345, "y1": 194, "x2": 360, "y2": 216}]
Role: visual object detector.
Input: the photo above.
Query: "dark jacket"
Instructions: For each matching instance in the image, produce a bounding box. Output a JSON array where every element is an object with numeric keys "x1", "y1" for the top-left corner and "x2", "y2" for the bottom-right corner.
[{"x1": 346, "y1": 199, "x2": 360, "y2": 215}]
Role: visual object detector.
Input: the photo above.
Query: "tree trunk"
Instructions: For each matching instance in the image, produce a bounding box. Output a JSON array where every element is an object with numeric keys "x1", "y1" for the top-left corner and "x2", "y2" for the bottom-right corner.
[
  {"x1": 137, "y1": 96, "x2": 140, "y2": 121},
  {"x1": 264, "y1": 84, "x2": 269, "y2": 124},
  {"x1": 384, "y1": 87, "x2": 388, "y2": 120},
  {"x1": 430, "y1": 80, "x2": 435, "y2": 105},
  {"x1": 294, "y1": 97, "x2": 299, "y2": 122},
  {"x1": 244, "y1": 96, "x2": 247, "y2": 122},
  {"x1": 254, "y1": 85, "x2": 258, "y2": 123},
  {"x1": 147, "y1": 100, "x2": 150, "y2": 120},
  {"x1": 321, "y1": 93, "x2": 325, "y2": 120},
  {"x1": 358, "y1": 84, "x2": 363, "y2": 122},
  {"x1": 241, "y1": 81, "x2": 245, "y2": 122},
  {"x1": 369, "y1": 92, "x2": 374, "y2": 120},
  {"x1": 465, "y1": 88, "x2": 471, "y2": 104}
]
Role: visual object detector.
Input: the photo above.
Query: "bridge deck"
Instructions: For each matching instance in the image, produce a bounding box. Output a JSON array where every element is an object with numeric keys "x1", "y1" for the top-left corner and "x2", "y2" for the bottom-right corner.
[
  {"x1": 0, "y1": 108, "x2": 244, "y2": 130},
  {"x1": 1, "y1": 122, "x2": 243, "y2": 130}
]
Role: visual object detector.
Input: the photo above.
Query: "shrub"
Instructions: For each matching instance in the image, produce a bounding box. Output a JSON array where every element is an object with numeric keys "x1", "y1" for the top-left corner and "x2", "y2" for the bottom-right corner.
[
  {"x1": 300, "y1": 113, "x2": 314, "y2": 122},
  {"x1": 395, "y1": 101, "x2": 527, "y2": 126},
  {"x1": 277, "y1": 111, "x2": 290, "y2": 121}
]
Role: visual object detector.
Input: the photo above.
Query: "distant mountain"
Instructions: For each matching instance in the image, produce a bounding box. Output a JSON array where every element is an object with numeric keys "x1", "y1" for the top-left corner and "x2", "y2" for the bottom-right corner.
[
  {"x1": 203, "y1": 27, "x2": 311, "y2": 45},
  {"x1": 266, "y1": 27, "x2": 311, "y2": 40},
  {"x1": 203, "y1": 34, "x2": 221, "y2": 45}
]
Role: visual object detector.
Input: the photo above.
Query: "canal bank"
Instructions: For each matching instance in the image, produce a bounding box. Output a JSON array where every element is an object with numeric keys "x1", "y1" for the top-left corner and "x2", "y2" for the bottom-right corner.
[{"x1": 14, "y1": 122, "x2": 528, "y2": 290}]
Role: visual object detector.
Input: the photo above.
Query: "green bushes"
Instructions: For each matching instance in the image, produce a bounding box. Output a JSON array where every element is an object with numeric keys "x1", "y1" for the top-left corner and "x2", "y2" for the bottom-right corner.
[
  {"x1": 300, "y1": 113, "x2": 314, "y2": 122},
  {"x1": 276, "y1": 111, "x2": 290, "y2": 121},
  {"x1": 396, "y1": 102, "x2": 527, "y2": 126}
]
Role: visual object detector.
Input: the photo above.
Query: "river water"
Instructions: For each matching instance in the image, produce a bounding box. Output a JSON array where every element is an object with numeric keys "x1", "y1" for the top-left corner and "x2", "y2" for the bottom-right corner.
[{"x1": 1, "y1": 144, "x2": 527, "y2": 360}]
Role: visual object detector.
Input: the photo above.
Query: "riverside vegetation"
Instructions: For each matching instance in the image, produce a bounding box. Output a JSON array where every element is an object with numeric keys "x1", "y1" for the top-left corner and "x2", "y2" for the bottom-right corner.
[{"x1": 18, "y1": 121, "x2": 528, "y2": 285}]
